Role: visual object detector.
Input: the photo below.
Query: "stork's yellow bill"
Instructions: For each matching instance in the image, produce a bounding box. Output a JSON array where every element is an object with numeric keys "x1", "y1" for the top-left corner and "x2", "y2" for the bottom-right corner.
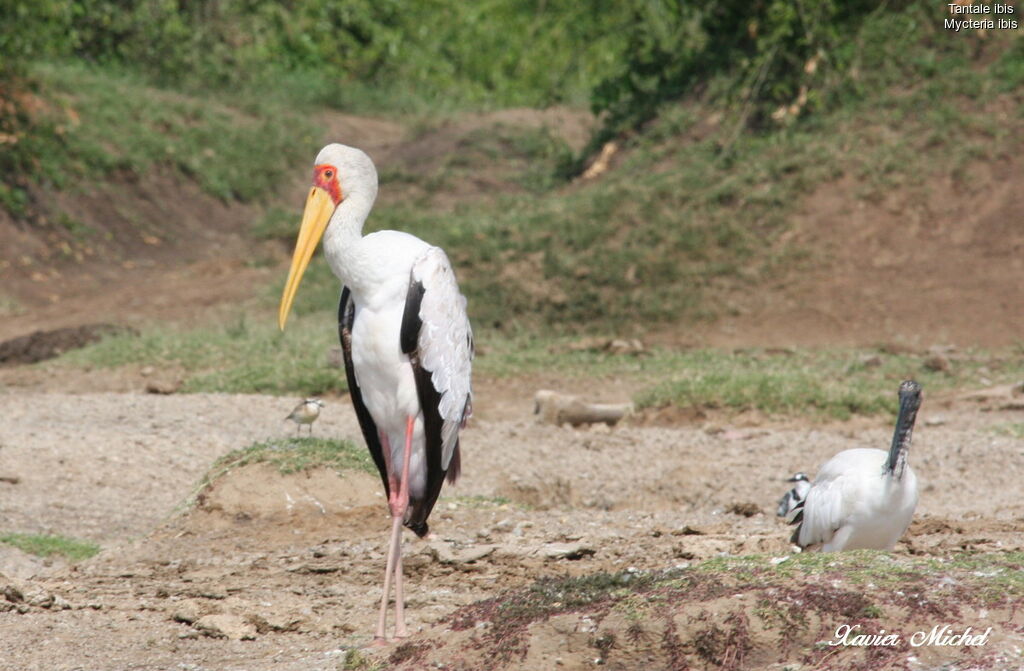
[{"x1": 278, "y1": 184, "x2": 336, "y2": 330}]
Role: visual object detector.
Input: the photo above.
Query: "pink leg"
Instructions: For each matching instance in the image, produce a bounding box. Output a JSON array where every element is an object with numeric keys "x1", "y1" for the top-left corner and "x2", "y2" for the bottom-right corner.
[
  {"x1": 373, "y1": 432, "x2": 397, "y2": 644},
  {"x1": 392, "y1": 416, "x2": 415, "y2": 639},
  {"x1": 373, "y1": 516, "x2": 403, "y2": 643},
  {"x1": 372, "y1": 417, "x2": 415, "y2": 643}
]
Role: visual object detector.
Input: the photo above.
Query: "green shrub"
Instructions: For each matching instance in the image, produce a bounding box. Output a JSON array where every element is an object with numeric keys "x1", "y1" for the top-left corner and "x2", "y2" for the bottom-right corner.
[
  {"x1": 0, "y1": 1, "x2": 68, "y2": 80},
  {"x1": 591, "y1": 0, "x2": 904, "y2": 138}
]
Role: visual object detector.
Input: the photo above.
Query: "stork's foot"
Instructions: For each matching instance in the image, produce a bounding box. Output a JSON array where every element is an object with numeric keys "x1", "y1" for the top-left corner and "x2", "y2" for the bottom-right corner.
[{"x1": 369, "y1": 633, "x2": 409, "y2": 647}]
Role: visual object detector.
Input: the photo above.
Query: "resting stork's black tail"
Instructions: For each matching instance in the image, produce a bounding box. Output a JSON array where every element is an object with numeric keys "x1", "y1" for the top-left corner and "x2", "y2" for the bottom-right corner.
[{"x1": 788, "y1": 499, "x2": 806, "y2": 547}]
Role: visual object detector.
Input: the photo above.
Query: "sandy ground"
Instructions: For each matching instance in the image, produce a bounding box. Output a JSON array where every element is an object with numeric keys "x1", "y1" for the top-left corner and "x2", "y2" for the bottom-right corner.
[{"x1": 1, "y1": 388, "x2": 1023, "y2": 670}]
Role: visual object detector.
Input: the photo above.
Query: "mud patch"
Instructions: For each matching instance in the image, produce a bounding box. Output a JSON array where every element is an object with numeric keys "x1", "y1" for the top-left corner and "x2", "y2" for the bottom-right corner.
[{"x1": 0, "y1": 323, "x2": 133, "y2": 365}]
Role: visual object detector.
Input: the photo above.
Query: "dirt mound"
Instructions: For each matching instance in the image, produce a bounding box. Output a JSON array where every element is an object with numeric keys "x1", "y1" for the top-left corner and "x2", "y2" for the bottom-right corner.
[
  {"x1": 0, "y1": 323, "x2": 132, "y2": 365},
  {"x1": 195, "y1": 462, "x2": 380, "y2": 519},
  {"x1": 187, "y1": 462, "x2": 383, "y2": 540}
]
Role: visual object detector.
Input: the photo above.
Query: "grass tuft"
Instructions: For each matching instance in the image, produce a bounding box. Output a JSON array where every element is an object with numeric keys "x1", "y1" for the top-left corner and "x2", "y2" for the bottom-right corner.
[
  {"x1": 991, "y1": 423, "x2": 1024, "y2": 439},
  {"x1": 0, "y1": 533, "x2": 100, "y2": 562},
  {"x1": 209, "y1": 436, "x2": 373, "y2": 478},
  {"x1": 341, "y1": 648, "x2": 387, "y2": 671}
]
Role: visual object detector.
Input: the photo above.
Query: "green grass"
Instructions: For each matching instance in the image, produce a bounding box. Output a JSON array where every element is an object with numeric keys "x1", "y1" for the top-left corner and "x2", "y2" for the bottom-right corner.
[
  {"x1": 992, "y1": 422, "x2": 1024, "y2": 439},
  {"x1": 25, "y1": 62, "x2": 316, "y2": 202},
  {"x1": 632, "y1": 347, "x2": 1024, "y2": 419},
  {"x1": 209, "y1": 436, "x2": 374, "y2": 477},
  {"x1": 55, "y1": 310, "x2": 345, "y2": 395},
  {"x1": 479, "y1": 339, "x2": 1024, "y2": 420},
  {"x1": 0, "y1": 533, "x2": 100, "y2": 562},
  {"x1": 54, "y1": 318, "x2": 1024, "y2": 420},
  {"x1": 442, "y1": 494, "x2": 514, "y2": 509}
]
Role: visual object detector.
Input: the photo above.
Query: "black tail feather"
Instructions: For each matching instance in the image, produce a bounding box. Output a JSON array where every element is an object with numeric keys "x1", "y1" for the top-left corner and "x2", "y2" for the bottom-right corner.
[
  {"x1": 788, "y1": 500, "x2": 805, "y2": 547},
  {"x1": 408, "y1": 520, "x2": 430, "y2": 538}
]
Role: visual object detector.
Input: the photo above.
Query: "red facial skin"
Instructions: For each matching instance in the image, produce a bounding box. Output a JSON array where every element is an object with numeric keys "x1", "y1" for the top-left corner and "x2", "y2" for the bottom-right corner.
[{"x1": 313, "y1": 164, "x2": 343, "y2": 205}]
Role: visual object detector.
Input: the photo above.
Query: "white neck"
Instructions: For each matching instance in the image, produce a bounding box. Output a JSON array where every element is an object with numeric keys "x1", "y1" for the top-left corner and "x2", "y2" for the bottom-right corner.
[{"x1": 323, "y1": 191, "x2": 376, "y2": 295}]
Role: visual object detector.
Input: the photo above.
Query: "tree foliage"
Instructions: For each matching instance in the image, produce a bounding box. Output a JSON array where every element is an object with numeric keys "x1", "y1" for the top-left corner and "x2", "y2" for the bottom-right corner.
[
  {"x1": 4, "y1": 0, "x2": 629, "y2": 109},
  {"x1": 0, "y1": 1, "x2": 68, "y2": 81},
  {"x1": 591, "y1": 0, "x2": 891, "y2": 135}
]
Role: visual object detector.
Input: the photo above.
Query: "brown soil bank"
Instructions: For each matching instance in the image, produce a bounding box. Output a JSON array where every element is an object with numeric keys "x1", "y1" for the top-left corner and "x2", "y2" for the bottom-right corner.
[
  {"x1": 688, "y1": 155, "x2": 1024, "y2": 348},
  {"x1": 2, "y1": 109, "x2": 1023, "y2": 348}
]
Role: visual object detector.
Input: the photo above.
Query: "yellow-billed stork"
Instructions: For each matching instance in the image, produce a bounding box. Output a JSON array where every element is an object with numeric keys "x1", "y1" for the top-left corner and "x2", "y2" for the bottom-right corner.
[{"x1": 277, "y1": 143, "x2": 473, "y2": 643}]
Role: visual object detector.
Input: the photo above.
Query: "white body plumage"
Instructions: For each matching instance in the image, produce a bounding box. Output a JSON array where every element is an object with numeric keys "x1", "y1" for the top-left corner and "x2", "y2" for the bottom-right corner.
[
  {"x1": 331, "y1": 231, "x2": 471, "y2": 502},
  {"x1": 794, "y1": 449, "x2": 918, "y2": 551}
]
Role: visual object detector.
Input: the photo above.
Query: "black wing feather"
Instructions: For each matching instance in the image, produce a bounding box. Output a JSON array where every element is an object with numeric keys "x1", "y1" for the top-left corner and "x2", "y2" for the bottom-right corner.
[
  {"x1": 338, "y1": 287, "x2": 390, "y2": 500},
  {"x1": 401, "y1": 276, "x2": 453, "y2": 538},
  {"x1": 400, "y1": 280, "x2": 426, "y2": 355}
]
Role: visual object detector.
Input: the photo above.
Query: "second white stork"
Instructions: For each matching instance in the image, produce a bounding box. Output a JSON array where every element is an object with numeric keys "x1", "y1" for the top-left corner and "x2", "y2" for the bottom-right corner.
[
  {"x1": 789, "y1": 380, "x2": 922, "y2": 552},
  {"x1": 277, "y1": 143, "x2": 473, "y2": 643}
]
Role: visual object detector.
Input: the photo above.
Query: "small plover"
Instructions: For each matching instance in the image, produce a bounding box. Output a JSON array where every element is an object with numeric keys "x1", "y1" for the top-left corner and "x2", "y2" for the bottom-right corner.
[{"x1": 286, "y1": 398, "x2": 325, "y2": 435}]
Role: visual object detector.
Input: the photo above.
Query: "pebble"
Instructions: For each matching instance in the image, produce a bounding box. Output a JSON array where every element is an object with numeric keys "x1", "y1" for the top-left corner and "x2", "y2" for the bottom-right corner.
[
  {"x1": 194, "y1": 613, "x2": 257, "y2": 641},
  {"x1": 542, "y1": 543, "x2": 596, "y2": 561},
  {"x1": 492, "y1": 518, "x2": 514, "y2": 533},
  {"x1": 170, "y1": 600, "x2": 203, "y2": 624}
]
